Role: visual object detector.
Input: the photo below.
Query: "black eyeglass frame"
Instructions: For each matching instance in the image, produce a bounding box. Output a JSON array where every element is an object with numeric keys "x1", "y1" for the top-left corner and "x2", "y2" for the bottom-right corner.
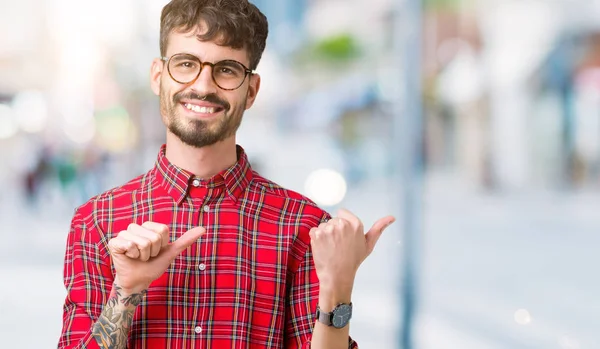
[{"x1": 161, "y1": 53, "x2": 256, "y2": 91}]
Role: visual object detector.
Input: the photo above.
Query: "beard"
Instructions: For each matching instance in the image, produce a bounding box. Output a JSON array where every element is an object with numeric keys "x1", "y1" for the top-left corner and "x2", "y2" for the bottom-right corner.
[{"x1": 160, "y1": 88, "x2": 246, "y2": 148}]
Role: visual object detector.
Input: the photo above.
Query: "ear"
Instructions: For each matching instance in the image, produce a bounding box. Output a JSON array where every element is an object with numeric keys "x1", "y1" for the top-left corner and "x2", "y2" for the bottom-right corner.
[
  {"x1": 244, "y1": 74, "x2": 261, "y2": 110},
  {"x1": 150, "y1": 58, "x2": 165, "y2": 96}
]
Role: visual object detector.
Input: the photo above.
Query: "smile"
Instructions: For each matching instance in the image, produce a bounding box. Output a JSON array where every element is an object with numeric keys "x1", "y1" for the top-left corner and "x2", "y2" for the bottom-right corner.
[{"x1": 183, "y1": 103, "x2": 223, "y2": 114}]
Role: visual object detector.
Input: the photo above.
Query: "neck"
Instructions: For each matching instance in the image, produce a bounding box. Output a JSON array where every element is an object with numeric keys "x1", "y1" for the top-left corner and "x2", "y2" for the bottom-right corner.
[{"x1": 165, "y1": 132, "x2": 238, "y2": 179}]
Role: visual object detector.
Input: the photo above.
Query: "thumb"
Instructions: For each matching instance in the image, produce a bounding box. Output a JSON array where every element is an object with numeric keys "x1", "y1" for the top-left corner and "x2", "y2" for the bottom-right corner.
[
  {"x1": 365, "y1": 216, "x2": 395, "y2": 254},
  {"x1": 170, "y1": 226, "x2": 206, "y2": 255}
]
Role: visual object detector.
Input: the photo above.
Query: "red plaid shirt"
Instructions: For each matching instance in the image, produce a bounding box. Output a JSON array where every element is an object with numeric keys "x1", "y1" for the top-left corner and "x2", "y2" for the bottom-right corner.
[{"x1": 59, "y1": 145, "x2": 358, "y2": 349}]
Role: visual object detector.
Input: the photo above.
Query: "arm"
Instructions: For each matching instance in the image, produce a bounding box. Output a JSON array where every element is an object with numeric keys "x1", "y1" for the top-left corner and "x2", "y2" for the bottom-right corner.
[
  {"x1": 310, "y1": 283, "x2": 356, "y2": 349},
  {"x1": 59, "y1": 209, "x2": 112, "y2": 349},
  {"x1": 285, "y1": 212, "x2": 358, "y2": 349},
  {"x1": 59, "y1": 210, "x2": 145, "y2": 349},
  {"x1": 285, "y1": 243, "x2": 358, "y2": 349},
  {"x1": 309, "y1": 209, "x2": 395, "y2": 349},
  {"x1": 59, "y1": 213, "x2": 205, "y2": 349},
  {"x1": 91, "y1": 285, "x2": 147, "y2": 348}
]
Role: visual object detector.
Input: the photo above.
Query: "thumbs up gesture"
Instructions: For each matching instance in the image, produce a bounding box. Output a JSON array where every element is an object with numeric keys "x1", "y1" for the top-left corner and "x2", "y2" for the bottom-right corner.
[
  {"x1": 108, "y1": 222, "x2": 205, "y2": 294},
  {"x1": 310, "y1": 209, "x2": 395, "y2": 291}
]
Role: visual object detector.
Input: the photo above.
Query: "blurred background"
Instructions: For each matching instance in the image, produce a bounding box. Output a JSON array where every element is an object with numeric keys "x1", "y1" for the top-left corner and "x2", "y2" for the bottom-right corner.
[{"x1": 0, "y1": 0, "x2": 599, "y2": 348}]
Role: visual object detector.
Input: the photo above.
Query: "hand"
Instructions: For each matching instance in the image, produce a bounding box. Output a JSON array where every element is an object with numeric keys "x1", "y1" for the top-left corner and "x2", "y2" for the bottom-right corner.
[
  {"x1": 310, "y1": 209, "x2": 395, "y2": 291},
  {"x1": 108, "y1": 222, "x2": 205, "y2": 294}
]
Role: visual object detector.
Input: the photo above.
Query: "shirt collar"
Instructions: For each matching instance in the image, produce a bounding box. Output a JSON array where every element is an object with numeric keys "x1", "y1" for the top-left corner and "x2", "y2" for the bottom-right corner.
[{"x1": 153, "y1": 144, "x2": 253, "y2": 205}]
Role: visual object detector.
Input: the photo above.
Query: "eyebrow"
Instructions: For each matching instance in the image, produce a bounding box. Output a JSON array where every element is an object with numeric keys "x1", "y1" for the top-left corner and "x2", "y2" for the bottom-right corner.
[{"x1": 170, "y1": 52, "x2": 250, "y2": 67}]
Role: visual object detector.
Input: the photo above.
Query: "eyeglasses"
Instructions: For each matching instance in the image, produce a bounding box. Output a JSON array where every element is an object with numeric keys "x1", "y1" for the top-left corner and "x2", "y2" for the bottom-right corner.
[{"x1": 161, "y1": 53, "x2": 255, "y2": 91}]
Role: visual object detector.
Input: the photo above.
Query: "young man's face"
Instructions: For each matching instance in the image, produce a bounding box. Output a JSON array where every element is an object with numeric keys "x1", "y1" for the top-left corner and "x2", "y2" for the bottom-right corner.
[{"x1": 150, "y1": 26, "x2": 260, "y2": 148}]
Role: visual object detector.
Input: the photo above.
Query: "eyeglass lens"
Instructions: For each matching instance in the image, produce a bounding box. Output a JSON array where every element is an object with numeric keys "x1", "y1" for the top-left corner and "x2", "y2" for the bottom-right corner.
[{"x1": 168, "y1": 54, "x2": 247, "y2": 90}]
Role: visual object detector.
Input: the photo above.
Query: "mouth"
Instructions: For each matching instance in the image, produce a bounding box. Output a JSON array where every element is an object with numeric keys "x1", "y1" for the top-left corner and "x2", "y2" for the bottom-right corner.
[{"x1": 180, "y1": 102, "x2": 225, "y2": 117}]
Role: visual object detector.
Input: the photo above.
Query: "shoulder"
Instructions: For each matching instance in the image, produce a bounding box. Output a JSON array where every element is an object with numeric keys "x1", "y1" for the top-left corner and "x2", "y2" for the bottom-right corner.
[
  {"x1": 248, "y1": 172, "x2": 331, "y2": 267},
  {"x1": 72, "y1": 168, "x2": 154, "y2": 241},
  {"x1": 68, "y1": 171, "x2": 151, "y2": 256},
  {"x1": 249, "y1": 171, "x2": 330, "y2": 225},
  {"x1": 76, "y1": 172, "x2": 149, "y2": 219}
]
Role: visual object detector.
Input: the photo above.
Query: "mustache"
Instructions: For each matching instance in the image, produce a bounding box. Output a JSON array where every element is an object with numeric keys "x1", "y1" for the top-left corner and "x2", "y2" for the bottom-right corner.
[{"x1": 174, "y1": 92, "x2": 230, "y2": 110}]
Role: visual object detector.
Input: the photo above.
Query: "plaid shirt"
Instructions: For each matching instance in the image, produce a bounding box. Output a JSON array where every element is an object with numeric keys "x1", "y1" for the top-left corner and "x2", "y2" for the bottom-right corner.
[{"x1": 59, "y1": 145, "x2": 358, "y2": 349}]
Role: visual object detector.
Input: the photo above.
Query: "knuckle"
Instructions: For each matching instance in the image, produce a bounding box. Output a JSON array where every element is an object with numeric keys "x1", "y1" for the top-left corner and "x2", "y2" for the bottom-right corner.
[
  {"x1": 142, "y1": 221, "x2": 156, "y2": 230},
  {"x1": 159, "y1": 224, "x2": 169, "y2": 234},
  {"x1": 127, "y1": 223, "x2": 139, "y2": 231},
  {"x1": 151, "y1": 236, "x2": 162, "y2": 245},
  {"x1": 107, "y1": 239, "x2": 117, "y2": 251},
  {"x1": 116, "y1": 229, "x2": 128, "y2": 237},
  {"x1": 138, "y1": 240, "x2": 151, "y2": 250}
]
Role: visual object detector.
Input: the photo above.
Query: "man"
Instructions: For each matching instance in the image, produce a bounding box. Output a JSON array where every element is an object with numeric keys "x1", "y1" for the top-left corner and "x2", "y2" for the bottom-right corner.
[{"x1": 58, "y1": 0, "x2": 395, "y2": 348}]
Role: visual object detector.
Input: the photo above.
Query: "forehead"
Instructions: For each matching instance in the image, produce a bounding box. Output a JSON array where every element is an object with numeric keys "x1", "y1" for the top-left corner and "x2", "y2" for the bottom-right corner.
[{"x1": 166, "y1": 27, "x2": 250, "y2": 65}]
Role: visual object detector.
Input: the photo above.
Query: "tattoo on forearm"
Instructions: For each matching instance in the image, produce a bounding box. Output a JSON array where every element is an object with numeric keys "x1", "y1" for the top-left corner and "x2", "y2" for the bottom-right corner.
[
  {"x1": 121, "y1": 291, "x2": 146, "y2": 307},
  {"x1": 92, "y1": 285, "x2": 147, "y2": 349}
]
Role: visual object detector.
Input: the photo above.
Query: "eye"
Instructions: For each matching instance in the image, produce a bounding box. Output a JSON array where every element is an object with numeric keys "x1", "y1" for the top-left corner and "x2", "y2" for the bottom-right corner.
[
  {"x1": 178, "y1": 61, "x2": 197, "y2": 69},
  {"x1": 219, "y1": 67, "x2": 235, "y2": 75},
  {"x1": 215, "y1": 61, "x2": 245, "y2": 77}
]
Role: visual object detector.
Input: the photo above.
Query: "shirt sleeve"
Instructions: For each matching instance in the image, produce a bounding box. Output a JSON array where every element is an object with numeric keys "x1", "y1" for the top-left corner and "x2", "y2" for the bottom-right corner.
[
  {"x1": 285, "y1": 211, "x2": 358, "y2": 349},
  {"x1": 58, "y1": 208, "x2": 113, "y2": 349}
]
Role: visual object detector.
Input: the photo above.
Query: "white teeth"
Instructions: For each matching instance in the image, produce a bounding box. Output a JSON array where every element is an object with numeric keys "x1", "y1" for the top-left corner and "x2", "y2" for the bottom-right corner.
[{"x1": 185, "y1": 103, "x2": 216, "y2": 114}]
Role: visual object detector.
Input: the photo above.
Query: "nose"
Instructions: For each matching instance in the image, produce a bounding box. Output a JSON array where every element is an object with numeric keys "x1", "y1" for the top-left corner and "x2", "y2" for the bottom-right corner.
[{"x1": 189, "y1": 63, "x2": 218, "y2": 96}]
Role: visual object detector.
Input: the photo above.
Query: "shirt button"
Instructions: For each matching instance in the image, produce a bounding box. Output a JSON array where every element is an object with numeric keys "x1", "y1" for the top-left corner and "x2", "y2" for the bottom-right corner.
[
  {"x1": 192, "y1": 179, "x2": 200, "y2": 187},
  {"x1": 203, "y1": 205, "x2": 210, "y2": 212},
  {"x1": 198, "y1": 263, "x2": 206, "y2": 271},
  {"x1": 194, "y1": 326, "x2": 202, "y2": 334}
]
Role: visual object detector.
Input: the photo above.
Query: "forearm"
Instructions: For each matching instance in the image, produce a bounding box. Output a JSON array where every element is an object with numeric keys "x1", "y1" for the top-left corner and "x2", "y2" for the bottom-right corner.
[
  {"x1": 309, "y1": 284, "x2": 352, "y2": 349},
  {"x1": 91, "y1": 284, "x2": 147, "y2": 349},
  {"x1": 310, "y1": 322, "x2": 351, "y2": 349}
]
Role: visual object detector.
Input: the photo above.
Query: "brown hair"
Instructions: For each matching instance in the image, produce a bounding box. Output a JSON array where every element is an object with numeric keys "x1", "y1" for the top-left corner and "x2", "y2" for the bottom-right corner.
[{"x1": 160, "y1": 0, "x2": 268, "y2": 70}]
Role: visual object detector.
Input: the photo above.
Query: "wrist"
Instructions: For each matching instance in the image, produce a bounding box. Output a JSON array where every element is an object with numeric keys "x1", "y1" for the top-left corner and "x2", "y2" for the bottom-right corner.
[
  {"x1": 112, "y1": 278, "x2": 149, "y2": 298},
  {"x1": 318, "y1": 282, "x2": 353, "y2": 311}
]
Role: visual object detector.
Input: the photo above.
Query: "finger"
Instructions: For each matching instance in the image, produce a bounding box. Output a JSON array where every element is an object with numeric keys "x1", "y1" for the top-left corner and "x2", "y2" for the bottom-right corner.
[
  {"x1": 118, "y1": 230, "x2": 152, "y2": 261},
  {"x1": 327, "y1": 217, "x2": 348, "y2": 233},
  {"x1": 142, "y1": 222, "x2": 170, "y2": 247},
  {"x1": 365, "y1": 216, "x2": 396, "y2": 254},
  {"x1": 168, "y1": 226, "x2": 206, "y2": 257},
  {"x1": 124, "y1": 241, "x2": 141, "y2": 259},
  {"x1": 325, "y1": 217, "x2": 339, "y2": 226},
  {"x1": 309, "y1": 227, "x2": 322, "y2": 241},
  {"x1": 337, "y1": 208, "x2": 363, "y2": 232},
  {"x1": 324, "y1": 217, "x2": 343, "y2": 229},
  {"x1": 128, "y1": 224, "x2": 162, "y2": 258},
  {"x1": 108, "y1": 237, "x2": 129, "y2": 254},
  {"x1": 108, "y1": 238, "x2": 140, "y2": 259}
]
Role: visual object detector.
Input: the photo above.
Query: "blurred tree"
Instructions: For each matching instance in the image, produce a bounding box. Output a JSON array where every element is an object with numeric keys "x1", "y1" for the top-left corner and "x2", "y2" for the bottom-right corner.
[
  {"x1": 312, "y1": 34, "x2": 361, "y2": 62},
  {"x1": 424, "y1": 0, "x2": 466, "y2": 11},
  {"x1": 293, "y1": 33, "x2": 362, "y2": 68}
]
